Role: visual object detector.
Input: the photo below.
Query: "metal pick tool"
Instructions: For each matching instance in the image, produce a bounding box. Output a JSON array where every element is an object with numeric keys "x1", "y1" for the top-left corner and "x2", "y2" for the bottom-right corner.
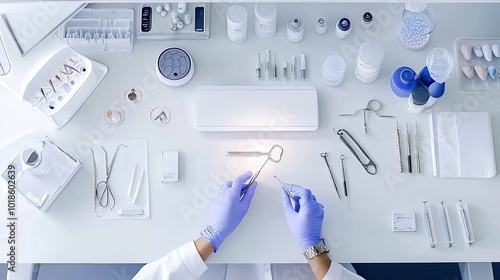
[
  {"x1": 340, "y1": 154, "x2": 349, "y2": 209},
  {"x1": 274, "y1": 175, "x2": 299, "y2": 212},
  {"x1": 320, "y1": 152, "x2": 340, "y2": 199}
]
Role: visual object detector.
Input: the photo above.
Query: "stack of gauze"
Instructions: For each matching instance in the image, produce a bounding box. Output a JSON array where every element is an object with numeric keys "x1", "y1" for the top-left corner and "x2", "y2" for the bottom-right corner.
[
  {"x1": 323, "y1": 55, "x2": 346, "y2": 87},
  {"x1": 355, "y1": 41, "x2": 384, "y2": 83}
]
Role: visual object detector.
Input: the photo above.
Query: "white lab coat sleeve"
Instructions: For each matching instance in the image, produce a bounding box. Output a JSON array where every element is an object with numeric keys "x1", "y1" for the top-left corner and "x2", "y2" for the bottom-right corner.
[
  {"x1": 133, "y1": 241, "x2": 208, "y2": 280},
  {"x1": 322, "y1": 262, "x2": 365, "y2": 280}
]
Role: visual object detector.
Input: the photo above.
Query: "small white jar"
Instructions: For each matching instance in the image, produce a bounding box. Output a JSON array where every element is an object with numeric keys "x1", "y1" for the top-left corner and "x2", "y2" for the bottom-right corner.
[
  {"x1": 335, "y1": 18, "x2": 351, "y2": 39},
  {"x1": 254, "y1": 3, "x2": 277, "y2": 38},
  {"x1": 226, "y1": 5, "x2": 247, "y2": 43},
  {"x1": 361, "y1": 12, "x2": 373, "y2": 29},
  {"x1": 287, "y1": 16, "x2": 304, "y2": 43}
]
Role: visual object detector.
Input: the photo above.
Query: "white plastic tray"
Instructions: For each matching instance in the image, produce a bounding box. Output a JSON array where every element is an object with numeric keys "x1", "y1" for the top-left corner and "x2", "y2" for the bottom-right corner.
[{"x1": 454, "y1": 37, "x2": 500, "y2": 92}]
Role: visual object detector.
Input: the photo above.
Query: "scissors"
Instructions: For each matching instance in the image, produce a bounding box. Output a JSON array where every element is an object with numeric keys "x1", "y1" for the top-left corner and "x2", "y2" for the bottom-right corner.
[
  {"x1": 95, "y1": 144, "x2": 127, "y2": 210},
  {"x1": 227, "y1": 144, "x2": 284, "y2": 201},
  {"x1": 339, "y1": 99, "x2": 393, "y2": 134}
]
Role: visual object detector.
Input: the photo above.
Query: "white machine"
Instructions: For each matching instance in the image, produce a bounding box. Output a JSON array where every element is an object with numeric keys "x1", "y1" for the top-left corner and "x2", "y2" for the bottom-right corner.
[{"x1": 0, "y1": 14, "x2": 107, "y2": 129}]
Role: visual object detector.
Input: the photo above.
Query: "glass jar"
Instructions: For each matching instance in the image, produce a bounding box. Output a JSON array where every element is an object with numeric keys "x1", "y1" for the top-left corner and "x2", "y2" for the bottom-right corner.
[{"x1": 397, "y1": 4, "x2": 436, "y2": 50}]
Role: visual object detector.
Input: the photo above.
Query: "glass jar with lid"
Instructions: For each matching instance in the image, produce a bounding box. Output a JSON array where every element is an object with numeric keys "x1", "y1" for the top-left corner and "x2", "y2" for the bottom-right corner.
[{"x1": 397, "y1": 3, "x2": 436, "y2": 50}]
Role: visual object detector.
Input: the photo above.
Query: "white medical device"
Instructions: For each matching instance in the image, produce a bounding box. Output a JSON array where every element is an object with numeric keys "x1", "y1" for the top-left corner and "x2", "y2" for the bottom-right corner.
[{"x1": 0, "y1": 15, "x2": 107, "y2": 129}]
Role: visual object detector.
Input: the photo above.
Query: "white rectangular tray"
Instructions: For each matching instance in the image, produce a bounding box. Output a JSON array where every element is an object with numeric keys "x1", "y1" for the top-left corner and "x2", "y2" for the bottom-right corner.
[{"x1": 194, "y1": 86, "x2": 318, "y2": 132}]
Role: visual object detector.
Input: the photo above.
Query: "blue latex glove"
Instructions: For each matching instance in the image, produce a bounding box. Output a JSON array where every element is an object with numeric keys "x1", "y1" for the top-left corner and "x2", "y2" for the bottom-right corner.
[
  {"x1": 281, "y1": 184, "x2": 324, "y2": 251},
  {"x1": 201, "y1": 171, "x2": 258, "y2": 252}
]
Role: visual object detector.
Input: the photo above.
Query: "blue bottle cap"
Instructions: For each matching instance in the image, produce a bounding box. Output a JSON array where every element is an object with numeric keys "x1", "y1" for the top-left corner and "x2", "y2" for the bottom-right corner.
[
  {"x1": 411, "y1": 82, "x2": 430, "y2": 105},
  {"x1": 390, "y1": 66, "x2": 418, "y2": 97},
  {"x1": 428, "y1": 82, "x2": 445, "y2": 98},
  {"x1": 338, "y1": 18, "x2": 350, "y2": 31},
  {"x1": 418, "y1": 66, "x2": 435, "y2": 88}
]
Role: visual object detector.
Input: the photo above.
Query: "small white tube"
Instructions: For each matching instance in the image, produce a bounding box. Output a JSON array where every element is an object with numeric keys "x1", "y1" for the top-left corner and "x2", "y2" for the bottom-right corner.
[
  {"x1": 133, "y1": 169, "x2": 146, "y2": 204},
  {"x1": 127, "y1": 165, "x2": 137, "y2": 198}
]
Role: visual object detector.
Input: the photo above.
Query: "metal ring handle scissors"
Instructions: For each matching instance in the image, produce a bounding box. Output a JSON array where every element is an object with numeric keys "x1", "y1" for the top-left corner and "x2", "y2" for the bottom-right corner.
[{"x1": 336, "y1": 129, "x2": 377, "y2": 175}]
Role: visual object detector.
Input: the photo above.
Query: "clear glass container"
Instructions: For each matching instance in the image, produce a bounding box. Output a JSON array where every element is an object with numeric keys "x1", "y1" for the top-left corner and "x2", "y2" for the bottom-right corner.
[{"x1": 397, "y1": 4, "x2": 436, "y2": 50}]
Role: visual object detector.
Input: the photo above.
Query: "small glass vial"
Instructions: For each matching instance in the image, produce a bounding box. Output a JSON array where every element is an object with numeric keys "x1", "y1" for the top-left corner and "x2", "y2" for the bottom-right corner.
[
  {"x1": 287, "y1": 16, "x2": 304, "y2": 43},
  {"x1": 314, "y1": 17, "x2": 327, "y2": 35},
  {"x1": 254, "y1": 3, "x2": 277, "y2": 39},
  {"x1": 335, "y1": 18, "x2": 351, "y2": 39},
  {"x1": 361, "y1": 12, "x2": 373, "y2": 29},
  {"x1": 407, "y1": 82, "x2": 430, "y2": 114},
  {"x1": 226, "y1": 5, "x2": 248, "y2": 43}
]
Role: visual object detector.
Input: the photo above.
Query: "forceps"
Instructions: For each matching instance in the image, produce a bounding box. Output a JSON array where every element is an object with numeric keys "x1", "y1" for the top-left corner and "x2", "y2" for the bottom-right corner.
[
  {"x1": 95, "y1": 144, "x2": 127, "y2": 210},
  {"x1": 339, "y1": 99, "x2": 393, "y2": 134},
  {"x1": 227, "y1": 144, "x2": 284, "y2": 201},
  {"x1": 335, "y1": 128, "x2": 377, "y2": 175}
]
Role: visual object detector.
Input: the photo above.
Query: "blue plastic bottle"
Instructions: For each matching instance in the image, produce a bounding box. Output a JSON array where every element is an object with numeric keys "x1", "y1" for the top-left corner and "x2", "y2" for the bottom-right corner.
[{"x1": 390, "y1": 66, "x2": 419, "y2": 97}]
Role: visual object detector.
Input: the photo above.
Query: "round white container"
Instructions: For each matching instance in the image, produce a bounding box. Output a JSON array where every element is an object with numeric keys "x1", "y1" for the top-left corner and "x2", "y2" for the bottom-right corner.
[
  {"x1": 323, "y1": 55, "x2": 346, "y2": 87},
  {"x1": 354, "y1": 41, "x2": 384, "y2": 83},
  {"x1": 254, "y1": 3, "x2": 277, "y2": 38},
  {"x1": 227, "y1": 5, "x2": 248, "y2": 43},
  {"x1": 287, "y1": 16, "x2": 304, "y2": 43}
]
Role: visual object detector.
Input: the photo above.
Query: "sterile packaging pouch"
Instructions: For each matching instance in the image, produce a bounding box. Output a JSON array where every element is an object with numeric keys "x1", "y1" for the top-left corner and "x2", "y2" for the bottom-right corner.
[{"x1": 429, "y1": 112, "x2": 496, "y2": 178}]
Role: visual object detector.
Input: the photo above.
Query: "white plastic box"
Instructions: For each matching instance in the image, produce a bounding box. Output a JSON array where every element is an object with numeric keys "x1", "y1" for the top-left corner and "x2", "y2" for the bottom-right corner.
[{"x1": 59, "y1": 8, "x2": 134, "y2": 53}]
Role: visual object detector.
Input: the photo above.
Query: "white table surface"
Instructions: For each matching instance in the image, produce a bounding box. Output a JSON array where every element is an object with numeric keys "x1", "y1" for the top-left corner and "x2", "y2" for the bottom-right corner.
[{"x1": 1, "y1": 2, "x2": 500, "y2": 264}]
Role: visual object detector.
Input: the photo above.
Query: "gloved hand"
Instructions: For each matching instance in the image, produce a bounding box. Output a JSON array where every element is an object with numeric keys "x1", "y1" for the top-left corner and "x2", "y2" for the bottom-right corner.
[
  {"x1": 201, "y1": 171, "x2": 258, "y2": 252},
  {"x1": 281, "y1": 184, "x2": 324, "y2": 251}
]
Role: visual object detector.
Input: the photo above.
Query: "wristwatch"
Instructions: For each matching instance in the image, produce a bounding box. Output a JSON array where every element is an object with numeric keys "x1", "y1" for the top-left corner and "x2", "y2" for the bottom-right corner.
[{"x1": 303, "y1": 239, "x2": 329, "y2": 260}]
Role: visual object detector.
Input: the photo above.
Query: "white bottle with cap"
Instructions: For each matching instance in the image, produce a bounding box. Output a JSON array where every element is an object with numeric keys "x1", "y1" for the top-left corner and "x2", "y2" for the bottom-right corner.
[{"x1": 254, "y1": 3, "x2": 277, "y2": 38}]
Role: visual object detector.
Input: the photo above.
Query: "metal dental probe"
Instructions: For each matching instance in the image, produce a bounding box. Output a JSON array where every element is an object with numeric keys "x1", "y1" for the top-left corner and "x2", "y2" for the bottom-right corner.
[
  {"x1": 320, "y1": 152, "x2": 340, "y2": 199},
  {"x1": 340, "y1": 154, "x2": 349, "y2": 209},
  {"x1": 274, "y1": 175, "x2": 299, "y2": 211},
  {"x1": 396, "y1": 122, "x2": 403, "y2": 173},
  {"x1": 406, "y1": 122, "x2": 412, "y2": 173},
  {"x1": 415, "y1": 122, "x2": 421, "y2": 173}
]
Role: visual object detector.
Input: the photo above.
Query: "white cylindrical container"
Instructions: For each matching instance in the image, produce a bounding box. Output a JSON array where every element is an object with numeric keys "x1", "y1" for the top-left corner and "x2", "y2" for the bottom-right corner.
[
  {"x1": 323, "y1": 55, "x2": 346, "y2": 87},
  {"x1": 335, "y1": 18, "x2": 351, "y2": 39},
  {"x1": 254, "y1": 3, "x2": 277, "y2": 39},
  {"x1": 227, "y1": 5, "x2": 248, "y2": 43},
  {"x1": 354, "y1": 40, "x2": 384, "y2": 83},
  {"x1": 287, "y1": 16, "x2": 304, "y2": 43}
]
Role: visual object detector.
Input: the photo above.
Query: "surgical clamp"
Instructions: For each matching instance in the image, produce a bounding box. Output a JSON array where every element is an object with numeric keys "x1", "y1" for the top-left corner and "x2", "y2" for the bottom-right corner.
[
  {"x1": 227, "y1": 144, "x2": 284, "y2": 201},
  {"x1": 339, "y1": 99, "x2": 394, "y2": 134},
  {"x1": 335, "y1": 128, "x2": 377, "y2": 175}
]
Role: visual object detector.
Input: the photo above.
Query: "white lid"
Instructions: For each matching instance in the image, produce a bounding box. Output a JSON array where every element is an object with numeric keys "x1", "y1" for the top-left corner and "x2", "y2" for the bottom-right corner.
[
  {"x1": 405, "y1": 2, "x2": 427, "y2": 12},
  {"x1": 227, "y1": 5, "x2": 247, "y2": 24},
  {"x1": 323, "y1": 55, "x2": 346, "y2": 79},
  {"x1": 358, "y1": 41, "x2": 384, "y2": 66},
  {"x1": 255, "y1": 3, "x2": 277, "y2": 20}
]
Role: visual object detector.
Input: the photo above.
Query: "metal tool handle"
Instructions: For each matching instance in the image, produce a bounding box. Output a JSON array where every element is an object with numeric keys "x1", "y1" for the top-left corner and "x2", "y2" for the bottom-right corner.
[
  {"x1": 336, "y1": 129, "x2": 377, "y2": 175},
  {"x1": 227, "y1": 151, "x2": 267, "y2": 156}
]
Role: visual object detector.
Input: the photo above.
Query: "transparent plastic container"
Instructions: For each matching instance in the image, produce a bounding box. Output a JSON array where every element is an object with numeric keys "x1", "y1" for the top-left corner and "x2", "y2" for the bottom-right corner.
[{"x1": 397, "y1": 4, "x2": 436, "y2": 50}]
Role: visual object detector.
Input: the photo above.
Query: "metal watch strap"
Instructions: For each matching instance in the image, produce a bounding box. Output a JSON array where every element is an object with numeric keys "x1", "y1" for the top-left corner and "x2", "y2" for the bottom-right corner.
[{"x1": 303, "y1": 239, "x2": 329, "y2": 260}]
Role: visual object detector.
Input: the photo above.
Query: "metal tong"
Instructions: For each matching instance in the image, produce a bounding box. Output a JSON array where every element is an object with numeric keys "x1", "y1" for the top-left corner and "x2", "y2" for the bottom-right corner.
[{"x1": 335, "y1": 128, "x2": 377, "y2": 175}]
